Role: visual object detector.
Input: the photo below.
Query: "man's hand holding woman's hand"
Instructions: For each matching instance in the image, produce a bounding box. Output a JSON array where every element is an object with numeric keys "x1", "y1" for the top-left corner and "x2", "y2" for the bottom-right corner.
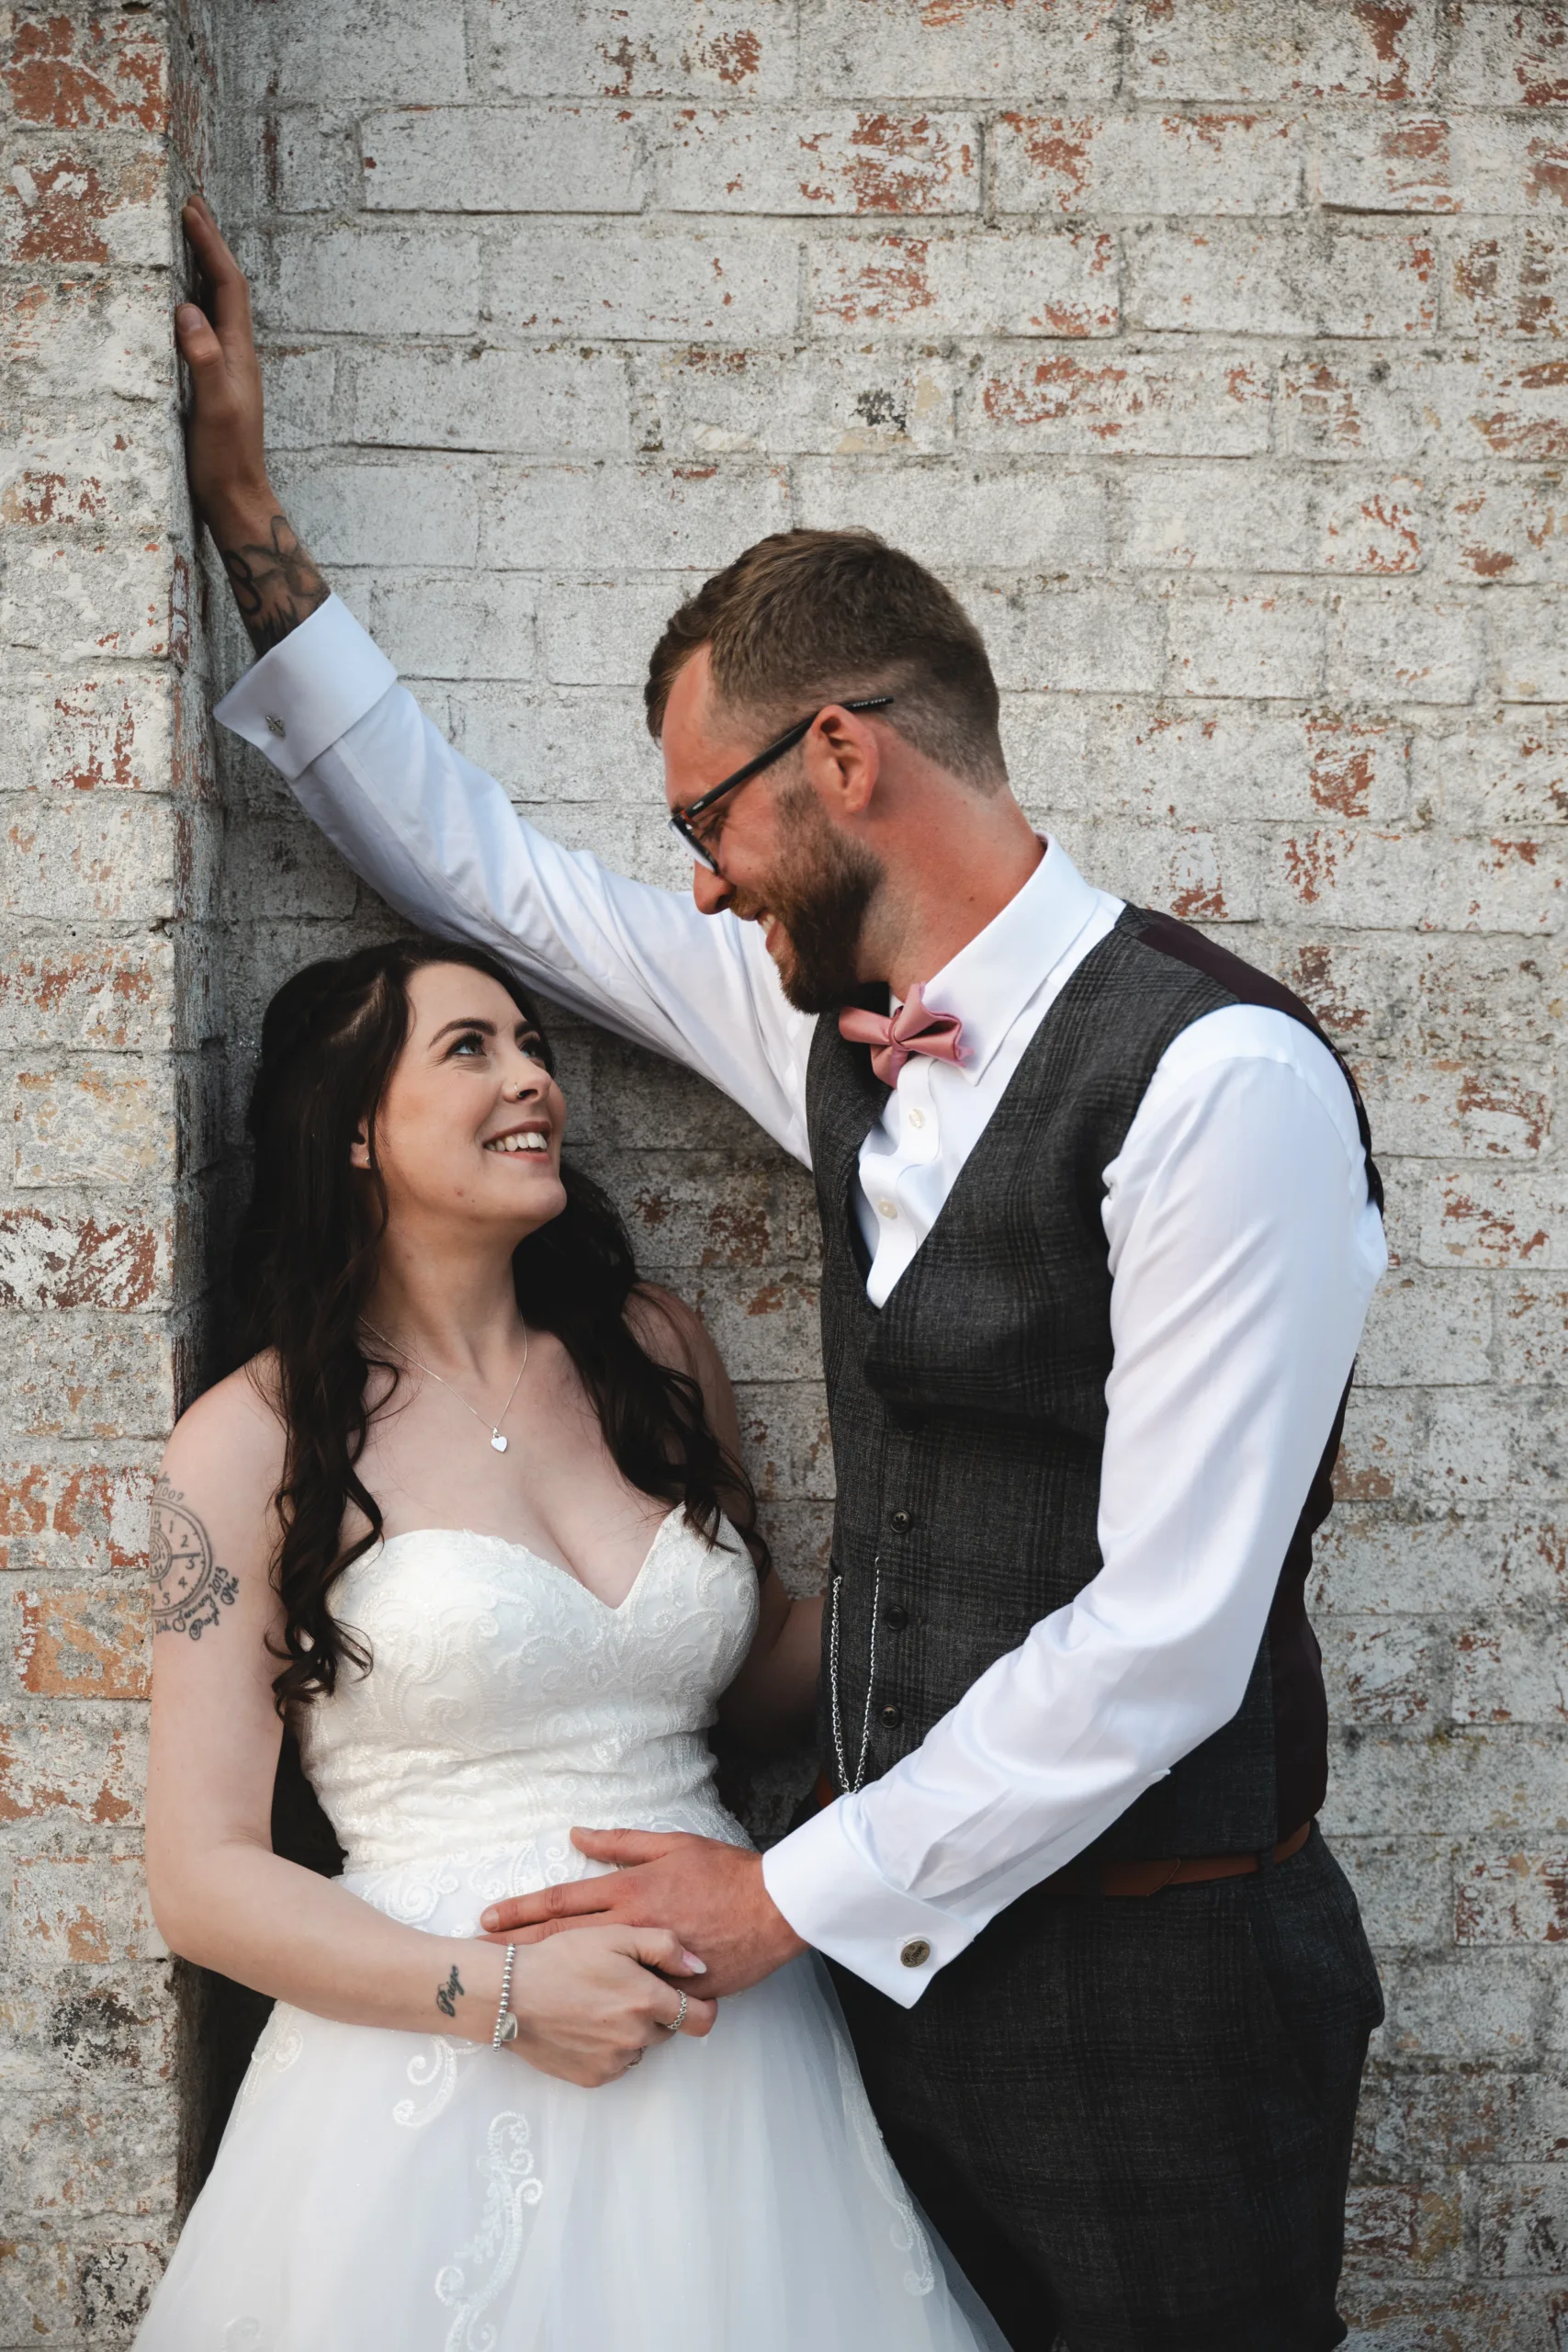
[
  {"x1": 479, "y1": 1829, "x2": 808, "y2": 2001},
  {"x1": 490, "y1": 1924, "x2": 716, "y2": 2089}
]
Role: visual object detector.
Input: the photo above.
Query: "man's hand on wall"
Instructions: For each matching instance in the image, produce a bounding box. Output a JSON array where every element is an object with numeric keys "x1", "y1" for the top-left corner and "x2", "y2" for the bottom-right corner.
[{"x1": 176, "y1": 197, "x2": 330, "y2": 656}]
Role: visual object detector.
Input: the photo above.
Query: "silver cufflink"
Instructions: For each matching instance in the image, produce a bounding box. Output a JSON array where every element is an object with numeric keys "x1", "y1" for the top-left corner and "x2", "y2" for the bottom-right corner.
[
  {"x1": 899, "y1": 1938, "x2": 931, "y2": 1968},
  {"x1": 265, "y1": 714, "x2": 287, "y2": 739}
]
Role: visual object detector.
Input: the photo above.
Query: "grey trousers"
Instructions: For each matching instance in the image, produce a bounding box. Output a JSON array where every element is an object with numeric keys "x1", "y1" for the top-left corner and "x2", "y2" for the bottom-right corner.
[{"x1": 830, "y1": 1826, "x2": 1384, "y2": 2352}]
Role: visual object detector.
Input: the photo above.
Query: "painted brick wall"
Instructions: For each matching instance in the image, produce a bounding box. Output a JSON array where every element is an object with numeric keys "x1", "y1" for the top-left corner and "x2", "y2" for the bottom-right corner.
[
  {"x1": 6, "y1": 0, "x2": 1568, "y2": 2343},
  {"x1": 0, "y1": 0, "x2": 225, "y2": 2340}
]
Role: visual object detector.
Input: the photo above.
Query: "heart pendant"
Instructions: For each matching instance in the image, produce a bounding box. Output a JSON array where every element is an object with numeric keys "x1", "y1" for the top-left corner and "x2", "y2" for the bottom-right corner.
[{"x1": 491, "y1": 1432, "x2": 508, "y2": 1453}]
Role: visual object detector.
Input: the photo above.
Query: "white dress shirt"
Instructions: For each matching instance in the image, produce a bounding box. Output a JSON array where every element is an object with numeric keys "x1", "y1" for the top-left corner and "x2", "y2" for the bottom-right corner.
[{"x1": 219, "y1": 596, "x2": 1386, "y2": 2007}]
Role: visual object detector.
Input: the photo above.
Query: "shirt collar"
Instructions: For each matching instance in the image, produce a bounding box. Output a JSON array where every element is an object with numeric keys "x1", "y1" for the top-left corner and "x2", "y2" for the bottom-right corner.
[{"x1": 916, "y1": 839, "x2": 1110, "y2": 1084}]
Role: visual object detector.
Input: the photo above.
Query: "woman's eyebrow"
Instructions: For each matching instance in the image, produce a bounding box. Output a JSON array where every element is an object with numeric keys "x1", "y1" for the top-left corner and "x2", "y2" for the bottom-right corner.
[{"x1": 428, "y1": 1015, "x2": 498, "y2": 1044}]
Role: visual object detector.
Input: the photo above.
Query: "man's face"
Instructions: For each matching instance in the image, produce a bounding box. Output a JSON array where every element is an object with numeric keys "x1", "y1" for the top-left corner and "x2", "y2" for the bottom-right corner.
[{"x1": 660, "y1": 647, "x2": 883, "y2": 1012}]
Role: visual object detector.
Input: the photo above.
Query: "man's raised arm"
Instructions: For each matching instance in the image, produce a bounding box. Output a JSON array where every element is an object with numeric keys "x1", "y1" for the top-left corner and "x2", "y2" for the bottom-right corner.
[{"x1": 175, "y1": 198, "x2": 811, "y2": 1160}]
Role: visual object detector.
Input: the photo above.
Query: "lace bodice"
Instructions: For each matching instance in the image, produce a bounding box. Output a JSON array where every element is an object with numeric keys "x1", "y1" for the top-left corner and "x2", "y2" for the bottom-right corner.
[{"x1": 294, "y1": 1506, "x2": 758, "y2": 1923}]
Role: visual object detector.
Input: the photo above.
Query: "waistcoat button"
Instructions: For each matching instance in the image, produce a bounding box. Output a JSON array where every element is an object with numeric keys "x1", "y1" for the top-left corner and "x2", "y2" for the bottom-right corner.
[
  {"x1": 879, "y1": 1702, "x2": 903, "y2": 1728},
  {"x1": 888, "y1": 1508, "x2": 913, "y2": 1533},
  {"x1": 900, "y1": 1938, "x2": 931, "y2": 1968},
  {"x1": 883, "y1": 1601, "x2": 908, "y2": 1629}
]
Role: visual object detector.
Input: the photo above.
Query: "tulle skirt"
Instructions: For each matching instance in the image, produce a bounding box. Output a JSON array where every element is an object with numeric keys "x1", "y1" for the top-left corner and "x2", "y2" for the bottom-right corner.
[{"x1": 136, "y1": 1897, "x2": 1002, "y2": 2350}]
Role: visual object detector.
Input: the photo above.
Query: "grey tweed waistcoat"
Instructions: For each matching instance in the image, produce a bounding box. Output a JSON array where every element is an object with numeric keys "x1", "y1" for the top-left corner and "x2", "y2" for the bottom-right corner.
[{"x1": 809, "y1": 903, "x2": 1382, "y2": 1860}]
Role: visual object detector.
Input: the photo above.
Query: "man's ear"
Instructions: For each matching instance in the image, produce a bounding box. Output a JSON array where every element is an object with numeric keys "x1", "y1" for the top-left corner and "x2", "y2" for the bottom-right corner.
[{"x1": 806, "y1": 707, "x2": 880, "y2": 818}]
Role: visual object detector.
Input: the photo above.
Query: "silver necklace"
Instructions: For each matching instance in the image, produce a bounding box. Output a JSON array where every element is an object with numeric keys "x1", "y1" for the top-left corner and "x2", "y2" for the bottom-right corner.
[{"x1": 360, "y1": 1317, "x2": 529, "y2": 1453}]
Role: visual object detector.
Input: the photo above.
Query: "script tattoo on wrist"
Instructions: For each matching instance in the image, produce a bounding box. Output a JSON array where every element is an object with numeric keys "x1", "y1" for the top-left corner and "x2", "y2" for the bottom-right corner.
[
  {"x1": 217, "y1": 512, "x2": 329, "y2": 655},
  {"x1": 435, "y1": 1964, "x2": 464, "y2": 2019},
  {"x1": 150, "y1": 1476, "x2": 240, "y2": 1640}
]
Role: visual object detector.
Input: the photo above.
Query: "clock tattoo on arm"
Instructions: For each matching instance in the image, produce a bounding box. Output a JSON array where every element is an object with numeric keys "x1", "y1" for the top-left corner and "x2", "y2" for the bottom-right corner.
[{"x1": 150, "y1": 1477, "x2": 240, "y2": 1639}]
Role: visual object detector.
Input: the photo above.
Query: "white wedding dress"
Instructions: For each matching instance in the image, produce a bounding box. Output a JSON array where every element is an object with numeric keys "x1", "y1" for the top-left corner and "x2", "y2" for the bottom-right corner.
[{"x1": 136, "y1": 1506, "x2": 1002, "y2": 2350}]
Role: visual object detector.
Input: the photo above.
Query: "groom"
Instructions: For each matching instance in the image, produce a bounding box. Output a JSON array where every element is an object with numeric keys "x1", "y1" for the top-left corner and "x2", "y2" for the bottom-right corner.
[{"x1": 178, "y1": 198, "x2": 1386, "y2": 2351}]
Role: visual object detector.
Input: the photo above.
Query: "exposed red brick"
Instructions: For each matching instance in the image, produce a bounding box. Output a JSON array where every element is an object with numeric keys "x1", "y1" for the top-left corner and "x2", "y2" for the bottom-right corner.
[
  {"x1": 16, "y1": 1588, "x2": 150, "y2": 1701},
  {"x1": 4, "y1": 13, "x2": 166, "y2": 133}
]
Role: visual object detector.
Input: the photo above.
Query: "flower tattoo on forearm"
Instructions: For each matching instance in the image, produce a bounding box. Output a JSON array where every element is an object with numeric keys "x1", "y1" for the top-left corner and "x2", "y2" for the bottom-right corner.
[
  {"x1": 150, "y1": 1476, "x2": 240, "y2": 1639},
  {"x1": 217, "y1": 512, "x2": 329, "y2": 655}
]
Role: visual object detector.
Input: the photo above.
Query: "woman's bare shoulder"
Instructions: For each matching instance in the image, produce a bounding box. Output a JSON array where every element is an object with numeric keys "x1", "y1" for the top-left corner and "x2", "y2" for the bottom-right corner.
[{"x1": 159, "y1": 1352, "x2": 288, "y2": 1516}]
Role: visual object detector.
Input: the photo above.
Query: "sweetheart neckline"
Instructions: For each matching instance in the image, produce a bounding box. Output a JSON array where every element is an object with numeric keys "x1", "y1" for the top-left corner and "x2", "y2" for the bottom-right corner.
[{"x1": 371, "y1": 1501, "x2": 687, "y2": 1616}]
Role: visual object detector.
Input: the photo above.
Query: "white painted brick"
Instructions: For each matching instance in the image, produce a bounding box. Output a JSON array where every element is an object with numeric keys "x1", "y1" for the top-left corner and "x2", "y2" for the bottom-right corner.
[
  {"x1": 486, "y1": 220, "x2": 799, "y2": 338},
  {"x1": 1494, "y1": 591, "x2": 1568, "y2": 703},
  {"x1": 1327, "y1": 588, "x2": 1484, "y2": 707},
  {"x1": 268, "y1": 108, "x2": 363, "y2": 213},
  {"x1": 1443, "y1": 221, "x2": 1568, "y2": 339},
  {"x1": 362, "y1": 106, "x2": 646, "y2": 213},
  {"x1": 485, "y1": 0, "x2": 799, "y2": 100},
  {"x1": 656, "y1": 107, "x2": 978, "y2": 215},
  {"x1": 9, "y1": 1057, "x2": 177, "y2": 1190},
  {"x1": 962, "y1": 346, "x2": 1272, "y2": 456},
  {"x1": 233, "y1": 0, "x2": 469, "y2": 104},
  {"x1": 365, "y1": 572, "x2": 538, "y2": 681},
  {"x1": 1164, "y1": 583, "x2": 1327, "y2": 699},
  {"x1": 1453, "y1": 1622, "x2": 1568, "y2": 1726},
  {"x1": 542, "y1": 577, "x2": 701, "y2": 685},
  {"x1": 1441, "y1": 478, "x2": 1568, "y2": 591},
  {"x1": 640, "y1": 344, "x2": 957, "y2": 456},
  {"x1": 268, "y1": 224, "x2": 482, "y2": 336},
  {"x1": 1446, "y1": 5, "x2": 1568, "y2": 109},
  {"x1": 0, "y1": 673, "x2": 175, "y2": 798},
  {"x1": 257, "y1": 345, "x2": 339, "y2": 449},
  {"x1": 479, "y1": 459, "x2": 789, "y2": 570},
  {"x1": 968, "y1": 580, "x2": 1167, "y2": 695},
  {"x1": 269, "y1": 456, "x2": 480, "y2": 567},
  {"x1": 993, "y1": 109, "x2": 1302, "y2": 217},
  {"x1": 352, "y1": 345, "x2": 631, "y2": 455},
  {"x1": 795, "y1": 457, "x2": 1110, "y2": 571},
  {"x1": 1126, "y1": 221, "x2": 1438, "y2": 338},
  {"x1": 810, "y1": 229, "x2": 1118, "y2": 337},
  {"x1": 448, "y1": 686, "x2": 654, "y2": 804},
  {"x1": 1, "y1": 537, "x2": 178, "y2": 665},
  {"x1": 1126, "y1": 0, "x2": 1438, "y2": 104},
  {"x1": 802, "y1": 0, "x2": 1119, "y2": 101},
  {"x1": 0, "y1": 799, "x2": 179, "y2": 926},
  {"x1": 4, "y1": 274, "x2": 170, "y2": 403},
  {"x1": 1123, "y1": 462, "x2": 1316, "y2": 573},
  {"x1": 1422, "y1": 710, "x2": 1568, "y2": 834}
]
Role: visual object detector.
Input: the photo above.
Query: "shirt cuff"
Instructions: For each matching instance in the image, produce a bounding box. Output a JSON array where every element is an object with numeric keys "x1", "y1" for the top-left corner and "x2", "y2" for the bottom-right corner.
[
  {"x1": 761, "y1": 1795, "x2": 975, "y2": 2007},
  {"x1": 213, "y1": 594, "x2": 398, "y2": 781}
]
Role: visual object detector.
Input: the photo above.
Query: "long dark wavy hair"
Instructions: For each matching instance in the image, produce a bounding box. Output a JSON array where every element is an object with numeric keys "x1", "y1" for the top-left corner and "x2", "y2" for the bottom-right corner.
[{"x1": 232, "y1": 935, "x2": 767, "y2": 1713}]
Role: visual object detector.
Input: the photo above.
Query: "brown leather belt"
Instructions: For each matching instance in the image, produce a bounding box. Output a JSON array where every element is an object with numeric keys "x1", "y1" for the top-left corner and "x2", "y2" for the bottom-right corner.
[
  {"x1": 813, "y1": 1774, "x2": 1312, "y2": 1896},
  {"x1": 1039, "y1": 1818, "x2": 1313, "y2": 1898}
]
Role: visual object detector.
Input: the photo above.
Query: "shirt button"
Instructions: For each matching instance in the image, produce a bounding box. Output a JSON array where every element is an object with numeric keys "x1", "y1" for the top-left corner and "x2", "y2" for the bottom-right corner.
[
  {"x1": 265, "y1": 713, "x2": 287, "y2": 739},
  {"x1": 877, "y1": 1198, "x2": 897, "y2": 1220},
  {"x1": 900, "y1": 1938, "x2": 932, "y2": 1968},
  {"x1": 908, "y1": 1106, "x2": 926, "y2": 1130},
  {"x1": 879, "y1": 1702, "x2": 903, "y2": 1728}
]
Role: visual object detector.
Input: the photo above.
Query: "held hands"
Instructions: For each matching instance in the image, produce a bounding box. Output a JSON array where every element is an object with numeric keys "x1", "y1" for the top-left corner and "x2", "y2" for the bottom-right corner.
[
  {"x1": 496, "y1": 1924, "x2": 716, "y2": 2089},
  {"x1": 479, "y1": 1829, "x2": 808, "y2": 2002}
]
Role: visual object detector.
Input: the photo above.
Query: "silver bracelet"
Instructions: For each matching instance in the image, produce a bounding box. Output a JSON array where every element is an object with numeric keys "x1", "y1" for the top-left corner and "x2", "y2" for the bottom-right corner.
[{"x1": 491, "y1": 1944, "x2": 520, "y2": 2048}]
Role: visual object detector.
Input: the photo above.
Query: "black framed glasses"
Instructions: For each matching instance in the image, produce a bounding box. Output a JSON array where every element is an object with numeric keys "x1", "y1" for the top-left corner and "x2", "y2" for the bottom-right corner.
[{"x1": 667, "y1": 697, "x2": 894, "y2": 874}]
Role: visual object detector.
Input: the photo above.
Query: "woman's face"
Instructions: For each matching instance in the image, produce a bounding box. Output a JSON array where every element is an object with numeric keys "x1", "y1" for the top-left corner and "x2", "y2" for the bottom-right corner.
[{"x1": 353, "y1": 963, "x2": 569, "y2": 1241}]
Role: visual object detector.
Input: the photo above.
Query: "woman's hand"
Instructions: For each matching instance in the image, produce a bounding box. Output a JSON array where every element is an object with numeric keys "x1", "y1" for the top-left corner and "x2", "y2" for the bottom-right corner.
[{"x1": 502, "y1": 1925, "x2": 716, "y2": 2087}]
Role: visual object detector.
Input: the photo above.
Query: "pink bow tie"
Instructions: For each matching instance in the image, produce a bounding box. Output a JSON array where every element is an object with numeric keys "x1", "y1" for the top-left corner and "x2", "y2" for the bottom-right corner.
[{"x1": 838, "y1": 985, "x2": 965, "y2": 1087}]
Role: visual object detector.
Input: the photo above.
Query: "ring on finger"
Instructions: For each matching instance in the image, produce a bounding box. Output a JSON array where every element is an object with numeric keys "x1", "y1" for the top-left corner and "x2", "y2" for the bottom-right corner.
[{"x1": 664, "y1": 1989, "x2": 689, "y2": 2036}]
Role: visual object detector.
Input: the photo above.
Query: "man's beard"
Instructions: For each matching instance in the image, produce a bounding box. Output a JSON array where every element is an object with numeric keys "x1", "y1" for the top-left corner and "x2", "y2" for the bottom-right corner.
[{"x1": 736, "y1": 784, "x2": 883, "y2": 1014}]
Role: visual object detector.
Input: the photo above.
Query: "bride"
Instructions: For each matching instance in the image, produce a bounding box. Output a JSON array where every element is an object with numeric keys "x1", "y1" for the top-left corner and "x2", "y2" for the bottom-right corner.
[{"x1": 136, "y1": 933, "x2": 998, "y2": 2350}]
